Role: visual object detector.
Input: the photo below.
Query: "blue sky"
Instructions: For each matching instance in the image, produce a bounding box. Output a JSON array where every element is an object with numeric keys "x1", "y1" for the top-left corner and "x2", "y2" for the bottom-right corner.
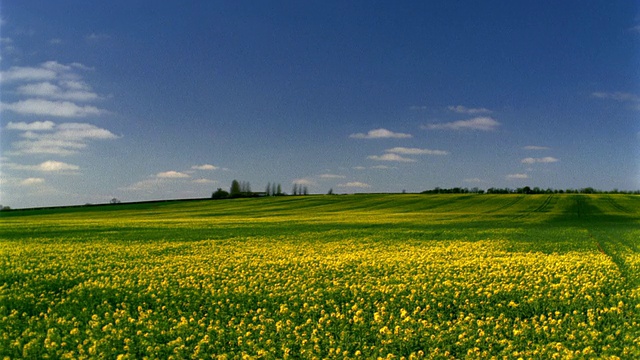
[{"x1": 1, "y1": 1, "x2": 639, "y2": 208}]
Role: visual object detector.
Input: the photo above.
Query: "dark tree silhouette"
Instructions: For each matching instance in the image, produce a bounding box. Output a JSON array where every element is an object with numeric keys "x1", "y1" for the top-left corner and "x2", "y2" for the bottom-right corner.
[
  {"x1": 230, "y1": 180, "x2": 241, "y2": 197},
  {"x1": 211, "y1": 188, "x2": 229, "y2": 199}
]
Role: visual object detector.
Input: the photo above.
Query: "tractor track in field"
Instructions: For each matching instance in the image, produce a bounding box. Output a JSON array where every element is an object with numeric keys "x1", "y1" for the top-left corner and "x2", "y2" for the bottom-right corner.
[
  {"x1": 532, "y1": 194, "x2": 555, "y2": 212},
  {"x1": 589, "y1": 231, "x2": 639, "y2": 290},
  {"x1": 603, "y1": 196, "x2": 634, "y2": 214},
  {"x1": 482, "y1": 195, "x2": 525, "y2": 214}
]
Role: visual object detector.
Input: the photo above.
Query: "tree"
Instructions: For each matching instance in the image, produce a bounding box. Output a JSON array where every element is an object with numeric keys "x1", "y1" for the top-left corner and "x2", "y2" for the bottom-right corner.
[
  {"x1": 303, "y1": 186, "x2": 309, "y2": 196},
  {"x1": 211, "y1": 188, "x2": 229, "y2": 199},
  {"x1": 266, "y1": 182, "x2": 272, "y2": 196},
  {"x1": 327, "y1": 188, "x2": 334, "y2": 195},
  {"x1": 276, "y1": 184, "x2": 282, "y2": 196},
  {"x1": 292, "y1": 184, "x2": 298, "y2": 196},
  {"x1": 110, "y1": 198, "x2": 121, "y2": 204},
  {"x1": 230, "y1": 180, "x2": 241, "y2": 197}
]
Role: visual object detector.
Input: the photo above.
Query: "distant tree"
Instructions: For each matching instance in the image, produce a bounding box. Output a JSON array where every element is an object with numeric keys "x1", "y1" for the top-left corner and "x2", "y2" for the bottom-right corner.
[
  {"x1": 266, "y1": 182, "x2": 272, "y2": 196},
  {"x1": 240, "y1": 181, "x2": 251, "y2": 194},
  {"x1": 230, "y1": 180, "x2": 241, "y2": 197},
  {"x1": 303, "y1": 186, "x2": 309, "y2": 195},
  {"x1": 292, "y1": 184, "x2": 298, "y2": 196},
  {"x1": 212, "y1": 188, "x2": 229, "y2": 199},
  {"x1": 276, "y1": 184, "x2": 282, "y2": 196},
  {"x1": 110, "y1": 198, "x2": 121, "y2": 204},
  {"x1": 327, "y1": 188, "x2": 334, "y2": 195}
]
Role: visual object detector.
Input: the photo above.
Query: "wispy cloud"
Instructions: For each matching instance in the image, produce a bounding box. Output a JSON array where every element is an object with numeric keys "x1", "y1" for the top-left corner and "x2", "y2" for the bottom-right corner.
[
  {"x1": 385, "y1": 147, "x2": 449, "y2": 156},
  {"x1": 523, "y1": 145, "x2": 550, "y2": 150},
  {"x1": 6, "y1": 121, "x2": 56, "y2": 131},
  {"x1": 8, "y1": 160, "x2": 79, "y2": 173},
  {"x1": 17, "y1": 81, "x2": 99, "y2": 102},
  {"x1": 592, "y1": 92, "x2": 640, "y2": 110},
  {"x1": 20, "y1": 177, "x2": 45, "y2": 186},
  {"x1": 447, "y1": 105, "x2": 492, "y2": 114},
  {"x1": 368, "y1": 153, "x2": 416, "y2": 162},
  {"x1": 338, "y1": 181, "x2": 371, "y2": 188},
  {"x1": 1, "y1": 61, "x2": 106, "y2": 117},
  {"x1": 350, "y1": 128, "x2": 412, "y2": 139},
  {"x1": 6, "y1": 121, "x2": 119, "y2": 156},
  {"x1": 423, "y1": 117, "x2": 500, "y2": 131},
  {"x1": 592, "y1": 92, "x2": 640, "y2": 102},
  {"x1": 191, "y1": 164, "x2": 218, "y2": 170},
  {"x1": 293, "y1": 178, "x2": 315, "y2": 186},
  {"x1": 156, "y1": 171, "x2": 190, "y2": 178},
  {"x1": 2, "y1": 99, "x2": 106, "y2": 117},
  {"x1": 521, "y1": 157, "x2": 559, "y2": 164},
  {"x1": 0, "y1": 65, "x2": 57, "y2": 83},
  {"x1": 506, "y1": 173, "x2": 529, "y2": 180},
  {"x1": 319, "y1": 174, "x2": 346, "y2": 179}
]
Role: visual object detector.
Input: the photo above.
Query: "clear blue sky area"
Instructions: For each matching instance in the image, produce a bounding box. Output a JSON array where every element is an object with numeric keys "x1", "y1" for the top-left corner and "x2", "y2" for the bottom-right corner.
[{"x1": 1, "y1": 1, "x2": 639, "y2": 207}]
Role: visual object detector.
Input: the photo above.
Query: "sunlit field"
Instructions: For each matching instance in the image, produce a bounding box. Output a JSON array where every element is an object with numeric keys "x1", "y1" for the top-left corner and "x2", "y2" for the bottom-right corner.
[{"x1": 1, "y1": 194, "x2": 639, "y2": 359}]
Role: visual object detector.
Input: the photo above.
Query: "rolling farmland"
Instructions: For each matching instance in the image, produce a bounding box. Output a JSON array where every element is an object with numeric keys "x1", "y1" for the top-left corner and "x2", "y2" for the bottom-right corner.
[{"x1": 1, "y1": 194, "x2": 639, "y2": 358}]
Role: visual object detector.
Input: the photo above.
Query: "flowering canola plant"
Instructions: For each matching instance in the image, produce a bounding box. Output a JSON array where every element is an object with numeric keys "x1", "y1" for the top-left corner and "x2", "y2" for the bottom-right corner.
[{"x1": 1, "y1": 194, "x2": 639, "y2": 358}]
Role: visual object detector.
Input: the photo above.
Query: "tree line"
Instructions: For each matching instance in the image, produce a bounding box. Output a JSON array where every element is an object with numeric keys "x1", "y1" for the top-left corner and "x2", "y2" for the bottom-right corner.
[
  {"x1": 421, "y1": 186, "x2": 640, "y2": 195},
  {"x1": 211, "y1": 180, "x2": 310, "y2": 199}
]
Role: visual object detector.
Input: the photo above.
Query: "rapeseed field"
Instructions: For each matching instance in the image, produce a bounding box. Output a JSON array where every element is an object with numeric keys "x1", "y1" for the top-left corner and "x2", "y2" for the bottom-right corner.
[{"x1": 1, "y1": 194, "x2": 639, "y2": 359}]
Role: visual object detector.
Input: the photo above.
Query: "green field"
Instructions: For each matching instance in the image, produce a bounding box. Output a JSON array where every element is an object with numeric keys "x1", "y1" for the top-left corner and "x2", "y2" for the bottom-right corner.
[{"x1": 1, "y1": 194, "x2": 639, "y2": 359}]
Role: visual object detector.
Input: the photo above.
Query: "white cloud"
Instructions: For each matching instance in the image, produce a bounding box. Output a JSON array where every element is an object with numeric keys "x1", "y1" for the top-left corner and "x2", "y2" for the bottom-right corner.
[
  {"x1": 338, "y1": 181, "x2": 371, "y2": 188},
  {"x1": 191, "y1": 164, "x2": 218, "y2": 170},
  {"x1": 353, "y1": 166, "x2": 366, "y2": 170},
  {"x1": 409, "y1": 105, "x2": 428, "y2": 110},
  {"x1": 156, "y1": 171, "x2": 190, "y2": 178},
  {"x1": 523, "y1": 145, "x2": 550, "y2": 150},
  {"x1": 371, "y1": 165, "x2": 391, "y2": 169},
  {"x1": 20, "y1": 178, "x2": 45, "y2": 186},
  {"x1": 39, "y1": 160, "x2": 79, "y2": 172},
  {"x1": 385, "y1": 147, "x2": 449, "y2": 156},
  {"x1": 7, "y1": 121, "x2": 119, "y2": 155},
  {"x1": 6, "y1": 121, "x2": 55, "y2": 131},
  {"x1": 293, "y1": 178, "x2": 315, "y2": 186},
  {"x1": 350, "y1": 128, "x2": 412, "y2": 139},
  {"x1": 447, "y1": 105, "x2": 492, "y2": 114},
  {"x1": 49, "y1": 38, "x2": 63, "y2": 45},
  {"x1": 0, "y1": 65, "x2": 57, "y2": 83},
  {"x1": 17, "y1": 81, "x2": 99, "y2": 101},
  {"x1": 424, "y1": 117, "x2": 500, "y2": 131},
  {"x1": 521, "y1": 157, "x2": 559, "y2": 164},
  {"x1": 368, "y1": 153, "x2": 416, "y2": 162},
  {"x1": 506, "y1": 173, "x2": 529, "y2": 180},
  {"x1": 319, "y1": 174, "x2": 346, "y2": 179},
  {"x1": 9, "y1": 160, "x2": 79, "y2": 172},
  {"x1": 2, "y1": 99, "x2": 106, "y2": 117}
]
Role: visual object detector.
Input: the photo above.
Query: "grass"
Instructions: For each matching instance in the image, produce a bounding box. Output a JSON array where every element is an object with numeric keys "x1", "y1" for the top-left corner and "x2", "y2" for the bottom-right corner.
[{"x1": 1, "y1": 194, "x2": 639, "y2": 358}]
